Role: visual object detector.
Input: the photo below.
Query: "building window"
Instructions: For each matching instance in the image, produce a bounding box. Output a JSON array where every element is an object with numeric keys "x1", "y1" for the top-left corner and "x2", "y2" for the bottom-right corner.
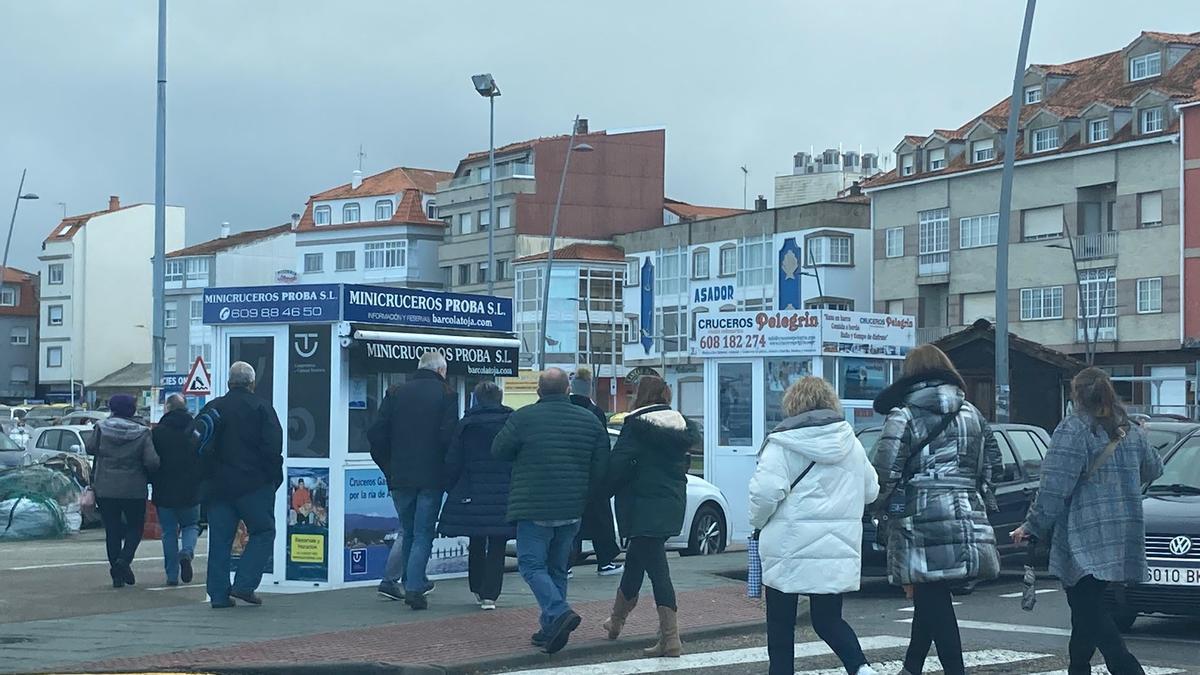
[
  {"x1": 496, "y1": 258, "x2": 508, "y2": 281},
  {"x1": 972, "y1": 139, "x2": 995, "y2": 163},
  {"x1": 497, "y1": 205, "x2": 512, "y2": 229},
  {"x1": 374, "y1": 200, "x2": 393, "y2": 221},
  {"x1": 314, "y1": 206, "x2": 331, "y2": 225},
  {"x1": 1024, "y1": 85, "x2": 1042, "y2": 104},
  {"x1": 1032, "y1": 126, "x2": 1059, "y2": 152},
  {"x1": 478, "y1": 209, "x2": 491, "y2": 231},
  {"x1": 624, "y1": 315, "x2": 641, "y2": 344},
  {"x1": 164, "y1": 302, "x2": 177, "y2": 329},
  {"x1": 343, "y1": 203, "x2": 361, "y2": 223},
  {"x1": 459, "y1": 212, "x2": 473, "y2": 235},
  {"x1": 303, "y1": 253, "x2": 323, "y2": 274},
  {"x1": 10, "y1": 327, "x2": 30, "y2": 345},
  {"x1": 624, "y1": 257, "x2": 639, "y2": 286},
  {"x1": 1141, "y1": 107, "x2": 1164, "y2": 134},
  {"x1": 736, "y1": 237, "x2": 770, "y2": 287},
  {"x1": 806, "y1": 235, "x2": 851, "y2": 266},
  {"x1": 11, "y1": 365, "x2": 29, "y2": 384},
  {"x1": 336, "y1": 250, "x2": 356, "y2": 271},
  {"x1": 578, "y1": 268, "x2": 622, "y2": 313},
  {"x1": 1129, "y1": 52, "x2": 1161, "y2": 81},
  {"x1": 476, "y1": 262, "x2": 488, "y2": 284},
  {"x1": 165, "y1": 259, "x2": 184, "y2": 287},
  {"x1": 1138, "y1": 192, "x2": 1163, "y2": 228},
  {"x1": 48, "y1": 263, "x2": 64, "y2": 285},
  {"x1": 659, "y1": 305, "x2": 687, "y2": 353},
  {"x1": 692, "y1": 247, "x2": 710, "y2": 279},
  {"x1": 718, "y1": 244, "x2": 737, "y2": 276},
  {"x1": 917, "y1": 208, "x2": 950, "y2": 276},
  {"x1": 885, "y1": 227, "x2": 904, "y2": 258},
  {"x1": 1137, "y1": 277, "x2": 1163, "y2": 314},
  {"x1": 190, "y1": 298, "x2": 204, "y2": 324},
  {"x1": 1022, "y1": 205, "x2": 1064, "y2": 241},
  {"x1": 1088, "y1": 118, "x2": 1110, "y2": 143},
  {"x1": 47, "y1": 346, "x2": 63, "y2": 368},
  {"x1": 441, "y1": 266, "x2": 452, "y2": 287},
  {"x1": 458, "y1": 264, "x2": 471, "y2": 286},
  {"x1": 516, "y1": 268, "x2": 542, "y2": 313},
  {"x1": 365, "y1": 241, "x2": 406, "y2": 270},
  {"x1": 0, "y1": 286, "x2": 15, "y2": 306},
  {"x1": 185, "y1": 258, "x2": 209, "y2": 285},
  {"x1": 164, "y1": 344, "x2": 177, "y2": 373},
  {"x1": 48, "y1": 304, "x2": 63, "y2": 326},
  {"x1": 1079, "y1": 267, "x2": 1117, "y2": 338},
  {"x1": 959, "y1": 213, "x2": 999, "y2": 249},
  {"x1": 900, "y1": 154, "x2": 914, "y2": 176},
  {"x1": 425, "y1": 200, "x2": 437, "y2": 220},
  {"x1": 657, "y1": 247, "x2": 687, "y2": 296},
  {"x1": 805, "y1": 298, "x2": 854, "y2": 311},
  {"x1": 1020, "y1": 286, "x2": 1064, "y2": 321},
  {"x1": 927, "y1": 148, "x2": 946, "y2": 171},
  {"x1": 188, "y1": 343, "x2": 213, "y2": 364}
]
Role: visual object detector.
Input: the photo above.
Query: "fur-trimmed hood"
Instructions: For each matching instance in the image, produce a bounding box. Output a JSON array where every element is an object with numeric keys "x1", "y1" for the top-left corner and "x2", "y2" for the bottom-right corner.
[
  {"x1": 621, "y1": 404, "x2": 698, "y2": 449},
  {"x1": 873, "y1": 368, "x2": 967, "y2": 415}
]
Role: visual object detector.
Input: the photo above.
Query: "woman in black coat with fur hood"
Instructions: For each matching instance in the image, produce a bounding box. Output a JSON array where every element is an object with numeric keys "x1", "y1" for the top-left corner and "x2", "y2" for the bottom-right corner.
[{"x1": 601, "y1": 376, "x2": 699, "y2": 658}]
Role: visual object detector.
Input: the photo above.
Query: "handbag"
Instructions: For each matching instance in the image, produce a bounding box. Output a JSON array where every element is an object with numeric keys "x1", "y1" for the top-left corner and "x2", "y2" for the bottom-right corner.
[
  {"x1": 875, "y1": 412, "x2": 958, "y2": 547},
  {"x1": 747, "y1": 459, "x2": 816, "y2": 598}
]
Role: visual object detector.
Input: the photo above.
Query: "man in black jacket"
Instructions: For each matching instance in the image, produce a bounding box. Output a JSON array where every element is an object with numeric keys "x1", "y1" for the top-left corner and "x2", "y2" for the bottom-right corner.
[
  {"x1": 568, "y1": 368, "x2": 623, "y2": 578},
  {"x1": 368, "y1": 351, "x2": 459, "y2": 610},
  {"x1": 193, "y1": 362, "x2": 283, "y2": 608},
  {"x1": 151, "y1": 395, "x2": 201, "y2": 586}
]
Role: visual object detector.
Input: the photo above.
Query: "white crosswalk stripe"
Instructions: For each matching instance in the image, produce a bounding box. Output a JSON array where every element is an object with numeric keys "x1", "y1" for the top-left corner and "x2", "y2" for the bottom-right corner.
[
  {"x1": 795, "y1": 649, "x2": 1048, "y2": 675},
  {"x1": 1024, "y1": 667, "x2": 1184, "y2": 675}
]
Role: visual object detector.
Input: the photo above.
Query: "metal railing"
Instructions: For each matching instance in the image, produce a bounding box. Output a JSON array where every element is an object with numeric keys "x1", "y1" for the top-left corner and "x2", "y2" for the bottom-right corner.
[
  {"x1": 1076, "y1": 317, "x2": 1116, "y2": 343},
  {"x1": 1074, "y1": 231, "x2": 1118, "y2": 260},
  {"x1": 440, "y1": 162, "x2": 535, "y2": 190},
  {"x1": 918, "y1": 252, "x2": 949, "y2": 276}
]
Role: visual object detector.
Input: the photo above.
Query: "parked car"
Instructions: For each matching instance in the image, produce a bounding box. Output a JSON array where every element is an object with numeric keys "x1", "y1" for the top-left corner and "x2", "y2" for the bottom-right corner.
[
  {"x1": 1139, "y1": 421, "x2": 1200, "y2": 458},
  {"x1": 23, "y1": 405, "x2": 74, "y2": 429},
  {"x1": 23, "y1": 425, "x2": 95, "y2": 465},
  {"x1": 59, "y1": 411, "x2": 109, "y2": 427},
  {"x1": 0, "y1": 431, "x2": 27, "y2": 469},
  {"x1": 856, "y1": 423, "x2": 1052, "y2": 575},
  {"x1": 1105, "y1": 429, "x2": 1200, "y2": 631}
]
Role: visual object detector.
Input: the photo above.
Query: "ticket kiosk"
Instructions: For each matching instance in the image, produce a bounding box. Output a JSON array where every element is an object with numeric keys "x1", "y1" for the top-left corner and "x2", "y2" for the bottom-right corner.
[
  {"x1": 691, "y1": 309, "x2": 915, "y2": 541},
  {"x1": 201, "y1": 283, "x2": 517, "y2": 590}
]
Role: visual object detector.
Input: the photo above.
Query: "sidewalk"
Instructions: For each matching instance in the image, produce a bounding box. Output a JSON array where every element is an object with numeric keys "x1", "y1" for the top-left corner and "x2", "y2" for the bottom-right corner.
[{"x1": 0, "y1": 552, "x2": 774, "y2": 674}]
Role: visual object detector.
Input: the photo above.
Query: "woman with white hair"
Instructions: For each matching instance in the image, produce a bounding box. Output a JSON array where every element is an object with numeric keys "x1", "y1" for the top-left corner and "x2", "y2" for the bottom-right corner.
[{"x1": 749, "y1": 376, "x2": 880, "y2": 675}]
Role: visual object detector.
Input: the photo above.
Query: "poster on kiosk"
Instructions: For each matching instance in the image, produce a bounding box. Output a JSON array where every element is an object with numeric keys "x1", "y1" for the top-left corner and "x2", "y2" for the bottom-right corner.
[
  {"x1": 201, "y1": 283, "x2": 517, "y2": 592},
  {"x1": 691, "y1": 308, "x2": 914, "y2": 541}
]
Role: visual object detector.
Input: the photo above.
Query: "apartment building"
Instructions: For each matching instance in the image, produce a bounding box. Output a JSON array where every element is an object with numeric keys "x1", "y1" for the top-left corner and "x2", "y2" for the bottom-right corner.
[
  {"x1": 295, "y1": 166, "x2": 451, "y2": 288},
  {"x1": 867, "y1": 31, "x2": 1200, "y2": 411},
  {"x1": 0, "y1": 267, "x2": 38, "y2": 402},
  {"x1": 775, "y1": 147, "x2": 881, "y2": 208},
  {"x1": 37, "y1": 196, "x2": 185, "y2": 401},
  {"x1": 163, "y1": 222, "x2": 295, "y2": 374},
  {"x1": 436, "y1": 121, "x2": 665, "y2": 297},
  {"x1": 1180, "y1": 96, "x2": 1200, "y2": 348}
]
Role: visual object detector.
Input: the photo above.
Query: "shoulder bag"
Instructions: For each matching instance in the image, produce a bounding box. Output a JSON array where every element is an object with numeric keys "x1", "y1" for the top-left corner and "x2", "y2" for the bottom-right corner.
[
  {"x1": 747, "y1": 455, "x2": 817, "y2": 598},
  {"x1": 874, "y1": 411, "x2": 957, "y2": 547}
]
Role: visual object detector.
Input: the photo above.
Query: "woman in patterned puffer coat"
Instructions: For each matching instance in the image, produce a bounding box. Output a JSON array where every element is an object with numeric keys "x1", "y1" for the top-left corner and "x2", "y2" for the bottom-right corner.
[{"x1": 870, "y1": 345, "x2": 1002, "y2": 675}]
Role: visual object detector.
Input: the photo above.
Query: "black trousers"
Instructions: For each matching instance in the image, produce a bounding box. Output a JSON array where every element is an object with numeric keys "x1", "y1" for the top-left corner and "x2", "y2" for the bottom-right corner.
[
  {"x1": 96, "y1": 497, "x2": 146, "y2": 567},
  {"x1": 1065, "y1": 575, "x2": 1142, "y2": 674},
  {"x1": 765, "y1": 587, "x2": 869, "y2": 675},
  {"x1": 618, "y1": 536, "x2": 675, "y2": 609},
  {"x1": 903, "y1": 581, "x2": 964, "y2": 675},
  {"x1": 574, "y1": 495, "x2": 620, "y2": 568},
  {"x1": 468, "y1": 536, "x2": 508, "y2": 601}
]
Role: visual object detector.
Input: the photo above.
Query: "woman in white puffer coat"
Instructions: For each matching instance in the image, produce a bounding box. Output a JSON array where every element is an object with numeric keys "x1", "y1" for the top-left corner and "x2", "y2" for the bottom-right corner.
[{"x1": 749, "y1": 376, "x2": 880, "y2": 675}]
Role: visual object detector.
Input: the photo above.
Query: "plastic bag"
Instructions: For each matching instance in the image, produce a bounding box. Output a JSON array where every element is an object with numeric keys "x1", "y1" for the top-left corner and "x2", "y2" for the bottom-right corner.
[{"x1": 0, "y1": 496, "x2": 67, "y2": 540}]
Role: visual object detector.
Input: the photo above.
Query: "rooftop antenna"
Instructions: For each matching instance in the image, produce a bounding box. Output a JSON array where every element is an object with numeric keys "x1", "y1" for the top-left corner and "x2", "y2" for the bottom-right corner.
[
  {"x1": 357, "y1": 144, "x2": 366, "y2": 172},
  {"x1": 56, "y1": 202, "x2": 67, "y2": 218},
  {"x1": 740, "y1": 165, "x2": 749, "y2": 210}
]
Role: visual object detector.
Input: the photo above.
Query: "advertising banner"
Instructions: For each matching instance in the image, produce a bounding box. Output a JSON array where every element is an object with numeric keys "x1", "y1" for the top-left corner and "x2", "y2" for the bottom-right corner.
[
  {"x1": 690, "y1": 280, "x2": 737, "y2": 309},
  {"x1": 203, "y1": 284, "x2": 340, "y2": 325},
  {"x1": 342, "y1": 285, "x2": 513, "y2": 333},
  {"x1": 820, "y1": 310, "x2": 915, "y2": 359},
  {"x1": 840, "y1": 357, "x2": 890, "y2": 400},
  {"x1": 691, "y1": 310, "x2": 822, "y2": 358},
  {"x1": 288, "y1": 326, "x2": 332, "y2": 458},
  {"x1": 352, "y1": 338, "x2": 519, "y2": 377},
  {"x1": 286, "y1": 467, "x2": 329, "y2": 582}
]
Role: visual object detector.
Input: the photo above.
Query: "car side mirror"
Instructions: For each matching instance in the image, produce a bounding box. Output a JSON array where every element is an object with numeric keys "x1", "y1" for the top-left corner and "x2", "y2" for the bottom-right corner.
[{"x1": 69, "y1": 444, "x2": 82, "y2": 454}]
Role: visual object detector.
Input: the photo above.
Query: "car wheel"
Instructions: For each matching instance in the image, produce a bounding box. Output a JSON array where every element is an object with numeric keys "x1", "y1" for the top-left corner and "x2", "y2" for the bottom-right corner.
[
  {"x1": 683, "y1": 503, "x2": 726, "y2": 556},
  {"x1": 1112, "y1": 610, "x2": 1137, "y2": 632}
]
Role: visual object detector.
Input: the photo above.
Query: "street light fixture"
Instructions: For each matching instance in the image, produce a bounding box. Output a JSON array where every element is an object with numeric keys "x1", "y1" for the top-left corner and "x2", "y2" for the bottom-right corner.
[
  {"x1": 3, "y1": 168, "x2": 40, "y2": 279},
  {"x1": 471, "y1": 73, "x2": 501, "y2": 295}
]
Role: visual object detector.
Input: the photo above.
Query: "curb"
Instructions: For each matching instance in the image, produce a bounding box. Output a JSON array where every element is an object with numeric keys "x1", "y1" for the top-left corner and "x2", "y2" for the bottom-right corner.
[{"x1": 209, "y1": 664, "x2": 447, "y2": 675}]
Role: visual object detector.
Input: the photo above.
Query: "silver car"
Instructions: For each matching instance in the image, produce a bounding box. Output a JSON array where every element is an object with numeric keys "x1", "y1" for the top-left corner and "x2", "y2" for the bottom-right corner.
[{"x1": 23, "y1": 425, "x2": 95, "y2": 466}]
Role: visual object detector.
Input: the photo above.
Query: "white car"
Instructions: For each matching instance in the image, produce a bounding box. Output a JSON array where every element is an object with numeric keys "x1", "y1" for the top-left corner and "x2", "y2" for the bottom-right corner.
[{"x1": 23, "y1": 425, "x2": 95, "y2": 466}]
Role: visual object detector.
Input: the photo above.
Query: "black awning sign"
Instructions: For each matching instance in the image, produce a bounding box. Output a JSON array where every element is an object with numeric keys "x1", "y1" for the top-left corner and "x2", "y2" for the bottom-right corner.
[{"x1": 355, "y1": 339, "x2": 518, "y2": 377}]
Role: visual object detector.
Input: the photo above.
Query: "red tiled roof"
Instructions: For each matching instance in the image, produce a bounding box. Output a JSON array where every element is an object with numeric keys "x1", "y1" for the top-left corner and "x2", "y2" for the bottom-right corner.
[
  {"x1": 663, "y1": 198, "x2": 748, "y2": 221},
  {"x1": 1140, "y1": 30, "x2": 1200, "y2": 47},
  {"x1": 44, "y1": 203, "x2": 145, "y2": 243},
  {"x1": 461, "y1": 131, "x2": 611, "y2": 164},
  {"x1": 2, "y1": 266, "x2": 36, "y2": 284},
  {"x1": 167, "y1": 223, "x2": 292, "y2": 258},
  {"x1": 514, "y1": 243, "x2": 625, "y2": 264},
  {"x1": 312, "y1": 166, "x2": 451, "y2": 200}
]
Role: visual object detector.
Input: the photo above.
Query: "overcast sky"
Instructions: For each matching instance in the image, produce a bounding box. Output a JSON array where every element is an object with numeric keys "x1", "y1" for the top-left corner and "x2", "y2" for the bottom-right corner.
[{"x1": 2, "y1": 1, "x2": 1196, "y2": 272}]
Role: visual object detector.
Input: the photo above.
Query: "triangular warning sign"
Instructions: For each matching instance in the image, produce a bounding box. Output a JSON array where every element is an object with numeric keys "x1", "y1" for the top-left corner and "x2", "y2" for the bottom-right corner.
[{"x1": 183, "y1": 356, "x2": 212, "y2": 396}]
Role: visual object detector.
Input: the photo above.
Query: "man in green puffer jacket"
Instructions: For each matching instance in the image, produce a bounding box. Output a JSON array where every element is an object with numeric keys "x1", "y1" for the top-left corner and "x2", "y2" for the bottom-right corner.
[{"x1": 492, "y1": 367, "x2": 610, "y2": 655}]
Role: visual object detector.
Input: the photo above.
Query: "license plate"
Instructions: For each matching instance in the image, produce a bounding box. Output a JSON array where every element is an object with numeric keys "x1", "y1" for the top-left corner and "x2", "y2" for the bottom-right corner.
[{"x1": 1144, "y1": 566, "x2": 1200, "y2": 586}]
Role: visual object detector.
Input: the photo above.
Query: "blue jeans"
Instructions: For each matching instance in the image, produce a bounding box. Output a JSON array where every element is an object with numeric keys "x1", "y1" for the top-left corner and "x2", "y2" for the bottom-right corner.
[
  {"x1": 157, "y1": 505, "x2": 200, "y2": 583},
  {"x1": 206, "y1": 484, "x2": 276, "y2": 604},
  {"x1": 382, "y1": 488, "x2": 442, "y2": 594},
  {"x1": 517, "y1": 520, "x2": 581, "y2": 632}
]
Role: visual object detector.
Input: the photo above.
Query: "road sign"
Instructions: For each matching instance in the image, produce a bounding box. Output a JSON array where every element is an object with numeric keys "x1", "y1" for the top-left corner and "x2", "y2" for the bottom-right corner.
[{"x1": 183, "y1": 357, "x2": 212, "y2": 396}]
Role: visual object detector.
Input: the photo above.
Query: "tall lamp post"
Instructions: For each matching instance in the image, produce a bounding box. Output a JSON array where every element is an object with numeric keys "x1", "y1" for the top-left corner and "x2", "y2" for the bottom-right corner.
[
  {"x1": 3, "y1": 169, "x2": 39, "y2": 277},
  {"x1": 151, "y1": 0, "x2": 168, "y2": 407},
  {"x1": 535, "y1": 116, "x2": 593, "y2": 370},
  {"x1": 471, "y1": 74, "x2": 501, "y2": 295}
]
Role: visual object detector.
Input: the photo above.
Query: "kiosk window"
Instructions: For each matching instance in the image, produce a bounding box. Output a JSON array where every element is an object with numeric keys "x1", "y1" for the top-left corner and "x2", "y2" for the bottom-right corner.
[
  {"x1": 229, "y1": 336, "x2": 274, "y2": 407},
  {"x1": 717, "y1": 362, "x2": 753, "y2": 447},
  {"x1": 764, "y1": 358, "x2": 812, "y2": 432}
]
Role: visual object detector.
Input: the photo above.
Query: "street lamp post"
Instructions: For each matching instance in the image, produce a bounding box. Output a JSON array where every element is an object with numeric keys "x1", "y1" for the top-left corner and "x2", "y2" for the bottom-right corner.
[
  {"x1": 471, "y1": 74, "x2": 501, "y2": 295},
  {"x1": 151, "y1": 0, "x2": 168, "y2": 408},
  {"x1": 3, "y1": 169, "x2": 40, "y2": 278},
  {"x1": 535, "y1": 116, "x2": 593, "y2": 370}
]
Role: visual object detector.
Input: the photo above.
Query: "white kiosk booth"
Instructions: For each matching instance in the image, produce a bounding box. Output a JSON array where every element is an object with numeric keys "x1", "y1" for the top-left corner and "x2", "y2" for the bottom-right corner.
[
  {"x1": 201, "y1": 283, "x2": 517, "y2": 590},
  {"x1": 691, "y1": 309, "x2": 916, "y2": 542}
]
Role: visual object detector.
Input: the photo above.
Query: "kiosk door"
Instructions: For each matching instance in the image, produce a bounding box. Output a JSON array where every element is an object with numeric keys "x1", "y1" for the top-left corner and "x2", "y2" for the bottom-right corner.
[{"x1": 705, "y1": 359, "x2": 762, "y2": 542}]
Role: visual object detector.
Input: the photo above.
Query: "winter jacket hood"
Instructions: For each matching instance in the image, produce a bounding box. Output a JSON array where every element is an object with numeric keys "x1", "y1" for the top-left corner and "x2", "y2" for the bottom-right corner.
[
  {"x1": 766, "y1": 409, "x2": 858, "y2": 465},
  {"x1": 98, "y1": 416, "x2": 151, "y2": 444},
  {"x1": 88, "y1": 416, "x2": 160, "y2": 500},
  {"x1": 608, "y1": 404, "x2": 697, "y2": 539},
  {"x1": 873, "y1": 368, "x2": 966, "y2": 415}
]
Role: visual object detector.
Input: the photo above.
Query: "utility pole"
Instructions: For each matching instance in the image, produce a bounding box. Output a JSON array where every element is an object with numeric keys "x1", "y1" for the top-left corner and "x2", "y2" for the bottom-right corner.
[
  {"x1": 740, "y1": 165, "x2": 748, "y2": 211},
  {"x1": 994, "y1": 0, "x2": 1037, "y2": 423},
  {"x1": 151, "y1": 0, "x2": 167, "y2": 412}
]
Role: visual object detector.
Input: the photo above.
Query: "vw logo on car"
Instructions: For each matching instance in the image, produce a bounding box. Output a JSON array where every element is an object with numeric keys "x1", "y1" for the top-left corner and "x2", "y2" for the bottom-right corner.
[{"x1": 1169, "y1": 535, "x2": 1194, "y2": 557}]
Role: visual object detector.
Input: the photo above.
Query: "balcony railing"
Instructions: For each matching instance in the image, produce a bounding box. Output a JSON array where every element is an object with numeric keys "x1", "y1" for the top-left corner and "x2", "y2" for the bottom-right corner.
[
  {"x1": 918, "y1": 252, "x2": 949, "y2": 277},
  {"x1": 1076, "y1": 317, "x2": 1117, "y2": 343},
  {"x1": 1074, "y1": 231, "x2": 1118, "y2": 260},
  {"x1": 440, "y1": 162, "x2": 535, "y2": 190}
]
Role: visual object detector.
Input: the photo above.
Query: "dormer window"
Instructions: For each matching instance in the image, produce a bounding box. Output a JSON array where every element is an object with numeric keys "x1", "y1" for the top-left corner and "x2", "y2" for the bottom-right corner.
[
  {"x1": 1141, "y1": 107, "x2": 1164, "y2": 134},
  {"x1": 1024, "y1": 86, "x2": 1042, "y2": 104},
  {"x1": 375, "y1": 199, "x2": 393, "y2": 221},
  {"x1": 343, "y1": 203, "x2": 360, "y2": 223},
  {"x1": 972, "y1": 139, "x2": 995, "y2": 163},
  {"x1": 1088, "y1": 118, "x2": 1110, "y2": 143},
  {"x1": 900, "y1": 154, "x2": 915, "y2": 176},
  {"x1": 1129, "y1": 52, "x2": 1162, "y2": 81},
  {"x1": 314, "y1": 205, "x2": 331, "y2": 226},
  {"x1": 1032, "y1": 126, "x2": 1059, "y2": 153},
  {"x1": 927, "y1": 148, "x2": 946, "y2": 171}
]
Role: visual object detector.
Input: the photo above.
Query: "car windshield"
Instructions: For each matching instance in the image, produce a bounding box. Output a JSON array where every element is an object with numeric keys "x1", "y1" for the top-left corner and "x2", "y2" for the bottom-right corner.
[
  {"x1": 1147, "y1": 441, "x2": 1200, "y2": 493},
  {"x1": 0, "y1": 433, "x2": 18, "y2": 451},
  {"x1": 1144, "y1": 428, "x2": 1186, "y2": 457}
]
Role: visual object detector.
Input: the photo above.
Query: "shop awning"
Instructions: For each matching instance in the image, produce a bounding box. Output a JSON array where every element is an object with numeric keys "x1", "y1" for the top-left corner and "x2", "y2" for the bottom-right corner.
[{"x1": 352, "y1": 330, "x2": 520, "y2": 377}]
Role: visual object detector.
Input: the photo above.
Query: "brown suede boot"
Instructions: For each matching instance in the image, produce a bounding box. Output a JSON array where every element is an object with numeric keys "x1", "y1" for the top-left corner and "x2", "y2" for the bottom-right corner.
[
  {"x1": 602, "y1": 591, "x2": 638, "y2": 640},
  {"x1": 642, "y1": 606, "x2": 682, "y2": 657}
]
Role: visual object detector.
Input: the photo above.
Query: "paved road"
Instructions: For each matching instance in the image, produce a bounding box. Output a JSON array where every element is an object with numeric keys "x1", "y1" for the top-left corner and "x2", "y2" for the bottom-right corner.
[{"x1": 488, "y1": 573, "x2": 1200, "y2": 674}]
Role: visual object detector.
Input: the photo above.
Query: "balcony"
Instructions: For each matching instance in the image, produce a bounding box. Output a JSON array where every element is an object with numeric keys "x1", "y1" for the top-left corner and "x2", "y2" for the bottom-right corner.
[
  {"x1": 918, "y1": 252, "x2": 949, "y2": 277},
  {"x1": 439, "y1": 162, "x2": 535, "y2": 190},
  {"x1": 1074, "y1": 231, "x2": 1118, "y2": 260},
  {"x1": 1076, "y1": 317, "x2": 1117, "y2": 343}
]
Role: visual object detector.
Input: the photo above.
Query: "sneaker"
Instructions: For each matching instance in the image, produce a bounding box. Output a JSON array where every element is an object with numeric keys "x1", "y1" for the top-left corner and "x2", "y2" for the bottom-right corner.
[
  {"x1": 211, "y1": 598, "x2": 236, "y2": 609},
  {"x1": 856, "y1": 667, "x2": 880, "y2": 675},
  {"x1": 405, "y1": 590, "x2": 428, "y2": 610},
  {"x1": 480, "y1": 599, "x2": 496, "y2": 610},
  {"x1": 597, "y1": 563, "x2": 623, "y2": 576},
  {"x1": 229, "y1": 589, "x2": 263, "y2": 606},
  {"x1": 118, "y1": 561, "x2": 136, "y2": 586},
  {"x1": 543, "y1": 610, "x2": 582, "y2": 654},
  {"x1": 179, "y1": 554, "x2": 194, "y2": 584},
  {"x1": 377, "y1": 581, "x2": 404, "y2": 601},
  {"x1": 423, "y1": 582, "x2": 436, "y2": 597},
  {"x1": 531, "y1": 631, "x2": 548, "y2": 647},
  {"x1": 567, "y1": 568, "x2": 574, "y2": 579}
]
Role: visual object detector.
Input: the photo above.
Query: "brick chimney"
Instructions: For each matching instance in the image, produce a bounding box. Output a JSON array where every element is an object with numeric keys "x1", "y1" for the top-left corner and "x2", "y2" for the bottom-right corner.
[
  {"x1": 108, "y1": 195, "x2": 120, "y2": 211},
  {"x1": 754, "y1": 195, "x2": 768, "y2": 211},
  {"x1": 574, "y1": 118, "x2": 589, "y2": 135}
]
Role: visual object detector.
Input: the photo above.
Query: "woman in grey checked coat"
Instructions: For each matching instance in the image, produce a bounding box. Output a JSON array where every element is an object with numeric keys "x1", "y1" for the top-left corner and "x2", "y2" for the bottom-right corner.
[
  {"x1": 870, "y1": 345, "x2": 1001, "y2": 675},
  {"x1": 1012, "y1": 368, "x2": 1162, "y2": 675}
]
